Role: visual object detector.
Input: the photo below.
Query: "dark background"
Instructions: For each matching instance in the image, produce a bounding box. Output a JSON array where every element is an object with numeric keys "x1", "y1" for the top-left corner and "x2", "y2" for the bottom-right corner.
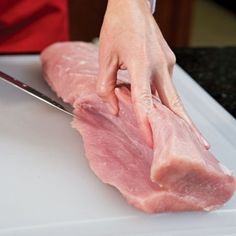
[
  {"x1": 68, "y1": 0, "x2": 195, "y2": 47},
  {"x1": 68, "y1": 0, "x2": 236, "y2": 117},
  {"x1": 68, "y1": 0, "x2": 236, "y2": 47}
]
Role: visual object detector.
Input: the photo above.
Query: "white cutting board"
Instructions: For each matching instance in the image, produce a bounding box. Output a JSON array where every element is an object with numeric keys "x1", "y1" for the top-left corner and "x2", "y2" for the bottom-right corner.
[{"x1": 0, "y1": 55, "x2": 235, "y2": 236}]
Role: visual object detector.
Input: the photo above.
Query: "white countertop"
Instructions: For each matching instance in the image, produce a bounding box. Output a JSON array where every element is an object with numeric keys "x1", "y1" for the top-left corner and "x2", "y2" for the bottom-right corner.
[{"x1": 0, "y1": 55, "x2": 235, "y2": 236}]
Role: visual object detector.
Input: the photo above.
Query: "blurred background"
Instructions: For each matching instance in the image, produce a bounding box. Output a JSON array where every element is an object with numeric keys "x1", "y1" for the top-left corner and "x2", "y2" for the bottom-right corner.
[
  {"x1": 69, "y1": 0, "x2": 236, "y2": 117},
  {"x1": 68, "y1": 0, "x2": 236, "y2": 47}
]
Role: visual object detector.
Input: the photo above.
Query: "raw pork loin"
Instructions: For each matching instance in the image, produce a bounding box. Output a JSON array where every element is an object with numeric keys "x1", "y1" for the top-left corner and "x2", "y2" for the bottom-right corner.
[{"x1": 41, "y1": 42, "x2": 236, "y2": 213}]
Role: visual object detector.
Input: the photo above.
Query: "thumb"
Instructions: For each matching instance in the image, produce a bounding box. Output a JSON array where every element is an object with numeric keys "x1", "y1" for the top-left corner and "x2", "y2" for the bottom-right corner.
[{"x1": 96, "y1": 58, "x2": 119, "y2": 115}]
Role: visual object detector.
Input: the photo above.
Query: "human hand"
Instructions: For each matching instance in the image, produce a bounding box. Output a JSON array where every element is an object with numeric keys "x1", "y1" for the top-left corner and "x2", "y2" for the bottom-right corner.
[{"x1": 97, "y1": 0, "x2": 210, "y2": 149}]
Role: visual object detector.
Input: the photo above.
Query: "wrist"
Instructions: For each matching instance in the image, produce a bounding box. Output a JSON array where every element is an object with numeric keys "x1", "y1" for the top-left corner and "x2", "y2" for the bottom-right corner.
[{"x1": 108, "y1": 0, "x2": 152, "y2": 12}]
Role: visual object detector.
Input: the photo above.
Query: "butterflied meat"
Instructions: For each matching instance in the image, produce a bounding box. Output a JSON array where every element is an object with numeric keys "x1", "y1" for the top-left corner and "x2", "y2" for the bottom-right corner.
[{"x1": 41, "y1": 42, "x2": 236, "y2": 213}]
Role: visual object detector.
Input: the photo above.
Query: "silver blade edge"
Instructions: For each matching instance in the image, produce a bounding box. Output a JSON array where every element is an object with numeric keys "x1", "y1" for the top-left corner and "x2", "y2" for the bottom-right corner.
[{"x1": 0, "y1": 70, "x2": 73, "y2": 117}]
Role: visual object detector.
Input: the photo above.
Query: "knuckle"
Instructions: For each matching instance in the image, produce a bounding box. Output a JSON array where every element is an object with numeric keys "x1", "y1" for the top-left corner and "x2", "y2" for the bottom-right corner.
[
  {"x1": 140, "y1": 91, "x2": 152, "y2": 104},
  {"x1": 96, "y1": 85, "x2": 109, "y2": 99},
  {"x1": 134, "y1": 89, "x2": 153, "y2": 110},
  {"x1": 167, "y1": 51, "x2": 176, "y2": 66},
  {"x1": 170, "y1": 94, "x2": 183, "y2": 109},
  {"x1": 166, "y1": 50, "x2": 176, "y2": 67},
  {"x1": 99, "y1": 48, "x2": 118, "y2": 67}
]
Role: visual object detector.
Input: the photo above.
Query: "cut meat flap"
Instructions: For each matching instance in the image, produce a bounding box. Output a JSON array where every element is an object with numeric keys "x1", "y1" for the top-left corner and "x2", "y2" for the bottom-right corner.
[
  {"x1": 149, "y1": 101, "x2": 235, "y2": 209},
  {"x1": 41, "y1": 42, "x2": 236, "y2": 213}
]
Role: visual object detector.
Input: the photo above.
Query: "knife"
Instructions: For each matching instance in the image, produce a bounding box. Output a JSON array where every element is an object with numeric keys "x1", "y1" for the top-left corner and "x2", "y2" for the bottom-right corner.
[{"x1": 0, "y1": 70, "x2": 73, "y2": 117}]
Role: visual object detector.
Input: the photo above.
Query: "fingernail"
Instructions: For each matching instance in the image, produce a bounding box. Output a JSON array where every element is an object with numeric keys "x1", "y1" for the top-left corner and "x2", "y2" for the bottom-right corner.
[{"x1": 201, "y1": 136, "x2": 210, "y2": 149}]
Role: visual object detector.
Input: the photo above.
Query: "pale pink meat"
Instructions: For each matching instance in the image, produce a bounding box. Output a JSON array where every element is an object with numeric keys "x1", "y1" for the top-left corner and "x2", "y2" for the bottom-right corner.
[
  {"x1": 149, "y1": 101, "x2": 235, "y2": 210},
  {"x1": 41, "y1": 42, "x2": 236, "y2": 213}
]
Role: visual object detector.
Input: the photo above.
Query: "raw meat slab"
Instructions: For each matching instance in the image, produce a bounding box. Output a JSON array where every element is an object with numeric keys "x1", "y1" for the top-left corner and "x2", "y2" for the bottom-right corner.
[
  {"x1": 41, "y1": 42, "x2": 236, "y2": 213},
  {"x1": 1, "y1": 55, "x2": 236, "y2": 235}
]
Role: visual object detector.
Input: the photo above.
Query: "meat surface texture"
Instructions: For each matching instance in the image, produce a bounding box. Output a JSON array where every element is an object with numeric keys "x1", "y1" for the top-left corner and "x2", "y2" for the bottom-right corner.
[{"x1": 41, "y1": 42, "x2": 236, "y2": 213}]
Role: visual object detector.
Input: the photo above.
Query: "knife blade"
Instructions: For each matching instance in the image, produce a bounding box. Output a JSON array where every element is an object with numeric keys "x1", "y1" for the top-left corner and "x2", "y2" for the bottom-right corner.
[{"x1": 0, "y1": 70, "x2": 73, "y2": 117}]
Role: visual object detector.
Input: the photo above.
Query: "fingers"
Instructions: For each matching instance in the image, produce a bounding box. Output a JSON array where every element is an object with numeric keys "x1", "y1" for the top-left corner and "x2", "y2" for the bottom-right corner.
[
  {"x1": 96, "y1": 56, "x2": 119, "y2": 115},
  {"x1": 152, "y1": 31, "x2": 210, "y2": 149},
  {"x1": 154, "y1": 67, "x2": 210, "y2": 149},
  {"x1": 129, "y1": 68, "x2": 153, "y2": 148}
]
